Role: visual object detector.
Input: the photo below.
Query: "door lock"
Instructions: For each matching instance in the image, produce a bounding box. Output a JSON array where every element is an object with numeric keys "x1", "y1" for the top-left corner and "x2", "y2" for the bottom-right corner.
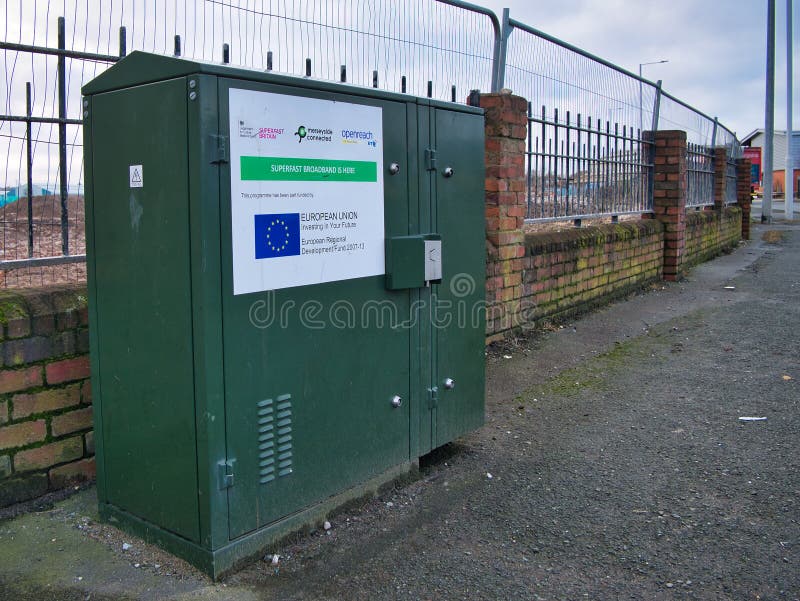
[
  {"x1": 390, "y1": 395, "x2": 403, "y2": 408},
  {"x1": 443, "y1": 378, "x2": 455, "y2": 390},
  {"x1": 442, "y1": 166, "x2": 454, "y2": 178},
  {"x1": 388, "y1": 162, "x2": 400, "y2": 175}
]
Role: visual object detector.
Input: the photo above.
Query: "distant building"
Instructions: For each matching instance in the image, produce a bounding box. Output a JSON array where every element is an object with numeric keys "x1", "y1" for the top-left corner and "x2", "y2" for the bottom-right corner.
[
  {"x1": 0, "y1": 183, "x2": 82, "y2": 206},
  {"x1": 0, "y1": 184, "x2": 54, "y2": 206},
  {"x1": 741, "y1": 129, "x2": 799, "y2": 197}
]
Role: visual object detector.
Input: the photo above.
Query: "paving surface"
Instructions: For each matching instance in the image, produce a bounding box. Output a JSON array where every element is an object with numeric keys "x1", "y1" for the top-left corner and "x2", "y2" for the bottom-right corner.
[{"x1": 1, "y1": 223, "x2": 798, "y2": 600}]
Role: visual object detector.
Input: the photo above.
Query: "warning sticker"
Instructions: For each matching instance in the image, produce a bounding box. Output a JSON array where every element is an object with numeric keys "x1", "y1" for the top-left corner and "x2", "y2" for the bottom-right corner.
[
  {"x1": 129, "y1": 165, "x2": 143, "y2": 188},
  {"x1": 228, "y1": 88, "x2": 385, "y2": 294}
]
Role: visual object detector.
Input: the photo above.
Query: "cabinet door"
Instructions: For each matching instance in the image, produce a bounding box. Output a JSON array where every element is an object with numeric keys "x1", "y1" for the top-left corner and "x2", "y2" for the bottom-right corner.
[
  {"x1": 431, "y1": 107, "x2": 486, "y2": 448},
  {"x1": 90, "y1": 78, "x2": 200, "y2": 542},
  {"x1": 218, "y1": 80, "x2": 413, "y2": 539}
]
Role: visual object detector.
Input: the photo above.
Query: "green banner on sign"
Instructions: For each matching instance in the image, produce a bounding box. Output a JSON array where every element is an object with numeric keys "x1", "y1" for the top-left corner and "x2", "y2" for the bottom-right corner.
[{"x1": 241, "y1": 156, "x2": 378, "y2": 182}]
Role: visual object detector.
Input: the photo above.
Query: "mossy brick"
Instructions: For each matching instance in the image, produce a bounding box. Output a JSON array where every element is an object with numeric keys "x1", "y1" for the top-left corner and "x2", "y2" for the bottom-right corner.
[
  {"x1": 45, "y1": 356, "x2": 90, "y2": 384},
  {"x1": 2, "y1": 336, "x2": 54, "y2": 366},
  {"x1": 0, "y1": 400, "x2": 7, "y2": 424},
  {"x1": 0, "y1": 294, "x2": 28, "y2": 330},
  {"x1": 52, "y1": 330, "x2": 78, "y2": 357},
  {"x1": 48, "y1": 457, "x2": 96, "y2": 489},
  {"x1": 31, "y1": 313, "x2": 56, "y2": 336},
  {"x1": 0, "y1": 454, "x2": 10, "y2": 478},
  {"x1": 498, "y1": 231, "x2": 524, "y2": 245},
  {"x1": 48, "y1": 404, "x2": 91, "y2": 438},
  {"x1": 0, "y1": 473, "x2": 48, "y2": 507},
  {"x1": 6, "y1": 317, "x2": 31, "y2": 339},
  {"x1": 0, "y1": 420, "x2": 46, "y2": 450},
  {"x1": 0, "y1": 366, "x2": 43, "y2": 394},
  {"x1": 498, "y1": 246, "x2": 520, "y2": 260},
  {"x1": 13, "y1": 436, "x2": 83, "y2": 472},
  {"x1": 56, "y1": 310, "x2": 80, "y2": 331},
  {"x1": 12, "y1": 385, "x2": 80, "y2": 419}
]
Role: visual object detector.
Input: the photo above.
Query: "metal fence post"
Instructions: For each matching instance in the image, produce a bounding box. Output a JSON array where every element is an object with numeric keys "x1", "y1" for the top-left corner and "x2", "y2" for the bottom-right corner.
[
  {"x1": 711, "y1": 117, "x2": 718, "y2": 148},
  {"x1": 26, "y1": 82, "x2": 34, "y2": 258},
  {"x1": 58, "y1": 16, "x2": 69, "y2": 256},
  {"x1": 119, "y1": 26, "x2": 126, "y2": 58},
  {"x1": 651, "y1": 79, "x2": 662, "y2": 132},
  {"x1": 493, "y1": 8, "x2": 512, "y2": 92}
]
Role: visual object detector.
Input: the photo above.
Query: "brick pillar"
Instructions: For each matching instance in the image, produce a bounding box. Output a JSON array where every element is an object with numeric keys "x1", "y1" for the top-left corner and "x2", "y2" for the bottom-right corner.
[
  {"x1": 651, "y1": 130, "x2": 688, "y2": 281},
  {"x1": 736, "y1": 158, "x2": 753, "y2": 240},
  {"x1": 712, "y1": 147, "x2": 728, "y2": 212},
  {"x1": 480, "y1": 92, "x2": 527, "y2": 340}
]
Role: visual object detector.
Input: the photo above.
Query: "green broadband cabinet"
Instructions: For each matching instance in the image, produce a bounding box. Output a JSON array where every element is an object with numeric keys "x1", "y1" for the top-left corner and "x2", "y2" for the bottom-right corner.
[{"x1": 82, "y1": 52, "x2": 485, "y2": 578}]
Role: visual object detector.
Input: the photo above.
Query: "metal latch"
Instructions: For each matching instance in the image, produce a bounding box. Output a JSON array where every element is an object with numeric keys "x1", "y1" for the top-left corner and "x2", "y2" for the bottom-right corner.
[
  {"x1": 218, "y1": 458, "x2": 236, "y2": 489},
  {"x1": 424, "y1": 239, "x2": 442, "y2": 283},
  {"x1": 428, "y1": 386, "x2": 439, "y2": 409},
  {"x1": 425, "y1": 148, "x2": 437, "y2": 171},
  {"x1": 210, "y1": 134, "x2": 229, "y2": 165}
]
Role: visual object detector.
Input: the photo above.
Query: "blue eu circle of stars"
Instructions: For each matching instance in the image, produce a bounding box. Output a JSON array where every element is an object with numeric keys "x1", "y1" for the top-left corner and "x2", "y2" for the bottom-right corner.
[
  {"x1": 254, "y1": 213, "x2": 300, "y2": 259},
  {"x1": 266, "y1": 218, "x2": 291, "y2": 253}
]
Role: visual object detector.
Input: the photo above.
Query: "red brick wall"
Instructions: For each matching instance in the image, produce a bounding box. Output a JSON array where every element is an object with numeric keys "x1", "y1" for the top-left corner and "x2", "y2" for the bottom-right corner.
[
  {"x1": 651, "y1": 130, "x2": 687, "y2": 281},
  {"x1": 736, "y1": 158, "x2": 753, "y2": 240},
  {"x1": 0, "y1": 285, "x2": 94, "y2": 507},
  {"x1": 481, "y1": 96, "x2": 751, "y2": 344},
  {"x1": 481, "y1": 92, "x2": 528, "y2": 341},
  {"x1": 481, "y1": 92, "x2": 666, "y2": 341},
  {"x1": 520, "y1": 221, "x2": 664, "y2": 325},
  {"x1": 684, "y1": 207, "x2": 742, "y2": 268}
]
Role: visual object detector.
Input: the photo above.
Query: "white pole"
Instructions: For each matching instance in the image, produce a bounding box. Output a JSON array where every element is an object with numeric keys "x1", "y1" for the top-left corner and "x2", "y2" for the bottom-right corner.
[
  {"x1": 786, "y1": 0, "x2": 794, "y2": 220},
  {"x1": 763, "y1": 0, "x2": 775, "y2": 223}
]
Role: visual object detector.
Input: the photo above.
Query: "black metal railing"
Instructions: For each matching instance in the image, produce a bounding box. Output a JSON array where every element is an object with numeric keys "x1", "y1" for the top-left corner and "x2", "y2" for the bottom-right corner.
[
  {"x1": 725, "y1": 155, "x2": 739, "y2": 206},
  {"x1": 686, "y1": 142, "x2": 715, "y2": 208},
  {"x1": 526, "y1": 104, "x2": 653, "y2": 222}
]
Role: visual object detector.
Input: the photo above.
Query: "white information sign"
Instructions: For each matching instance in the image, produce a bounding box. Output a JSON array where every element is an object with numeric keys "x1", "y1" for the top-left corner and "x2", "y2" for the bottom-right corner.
[{"x1": 228, "y1": 88, "x2": 385, "y2": 294}]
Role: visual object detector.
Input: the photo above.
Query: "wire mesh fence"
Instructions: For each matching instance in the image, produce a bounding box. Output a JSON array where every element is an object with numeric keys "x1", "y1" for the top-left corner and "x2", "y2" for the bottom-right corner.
[
  {"x1": 1, "y1": 0, "x2": 742, "y2": 288},
  {"x1": 503, "y1": 19, "x2": 659, "y2": 148}
]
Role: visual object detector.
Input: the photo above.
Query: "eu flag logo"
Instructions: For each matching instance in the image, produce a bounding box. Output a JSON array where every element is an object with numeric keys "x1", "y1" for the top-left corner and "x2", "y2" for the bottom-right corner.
[{"x1": 254, "y1": 213, "x2": 301, "y2": 259}]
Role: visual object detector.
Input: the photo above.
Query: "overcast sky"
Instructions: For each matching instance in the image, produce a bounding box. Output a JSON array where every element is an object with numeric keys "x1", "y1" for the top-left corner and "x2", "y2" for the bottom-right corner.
[{"x1": 480, "y1": 0, "x2": 797, "y2": 141}]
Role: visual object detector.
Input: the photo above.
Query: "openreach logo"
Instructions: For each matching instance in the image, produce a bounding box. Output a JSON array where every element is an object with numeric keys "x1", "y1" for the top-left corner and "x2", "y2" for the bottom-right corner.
[
  {"x1": 294, "y1": 125, "x2": 333, "y2": 143},
  {"x1": 341, "y1": 129, "x2": 377, "y2": 147}
]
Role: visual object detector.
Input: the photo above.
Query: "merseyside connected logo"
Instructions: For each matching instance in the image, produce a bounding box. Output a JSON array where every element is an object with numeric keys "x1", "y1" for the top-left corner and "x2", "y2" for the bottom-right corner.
[{"x1": 294, "y1": 125, "x2": 332, "y2": 143}]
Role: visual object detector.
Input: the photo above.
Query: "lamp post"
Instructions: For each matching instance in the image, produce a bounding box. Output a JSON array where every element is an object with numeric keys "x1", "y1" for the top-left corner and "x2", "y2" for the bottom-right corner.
[{"x1": 639, "y1": 60, "x2": 668, "y2": 134}]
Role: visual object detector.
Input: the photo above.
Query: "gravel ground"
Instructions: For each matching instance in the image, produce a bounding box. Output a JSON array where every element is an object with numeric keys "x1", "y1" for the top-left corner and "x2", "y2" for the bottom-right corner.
[{"x1": 0, "y1": 224, "x2": 797, "y2": 600}]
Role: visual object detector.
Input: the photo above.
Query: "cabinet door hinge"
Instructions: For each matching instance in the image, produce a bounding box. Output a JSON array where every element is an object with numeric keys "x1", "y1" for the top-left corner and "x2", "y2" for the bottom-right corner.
[
  {"x1": 210, "y1": 134, "x2": 229, "y2": 164},
  {"x1": 425, "y1": 148, "x2": 438, "y2": 171},
  {"x1": 218, "y1": 458, "x2": 236, "y2": 489}
]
